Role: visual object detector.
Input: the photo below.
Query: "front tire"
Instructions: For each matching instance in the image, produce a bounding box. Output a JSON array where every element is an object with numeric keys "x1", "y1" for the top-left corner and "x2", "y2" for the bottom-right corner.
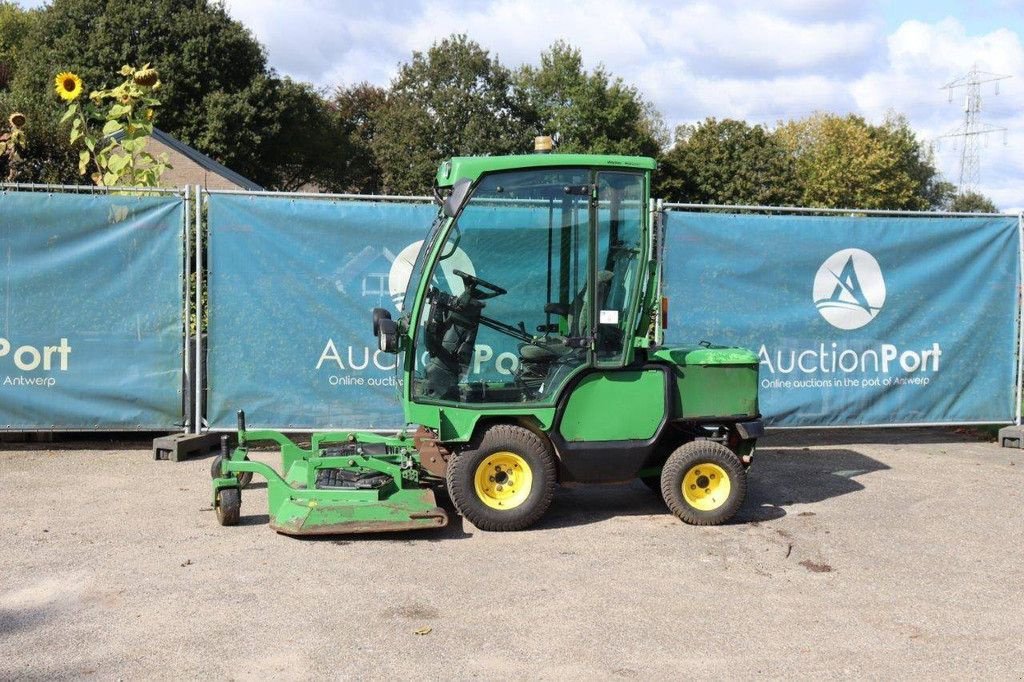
[
  {"x1": 661, "y1": 440, "x2": 746, "y2": 526},
  {"x1": 446, "y1": 424, "x2": 557, "y2": 531}
]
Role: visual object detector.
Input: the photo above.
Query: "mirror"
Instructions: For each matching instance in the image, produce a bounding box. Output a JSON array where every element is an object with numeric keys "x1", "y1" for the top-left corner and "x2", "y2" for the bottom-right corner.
[
  {"x1": 377, "y1": 318, "x2": 399, "y2": 353},
  {"x1": 442, "y1": 178, "x2": 472, "y2": 218},
  {"x1": 372, "y1": 307, "x2": 391, "y2": 337}
]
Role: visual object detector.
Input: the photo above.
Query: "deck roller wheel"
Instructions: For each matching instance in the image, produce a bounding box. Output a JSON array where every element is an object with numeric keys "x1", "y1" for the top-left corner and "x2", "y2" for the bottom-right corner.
[{"x1": 215, "y1": 487, "x2": 241, "y2": 526}]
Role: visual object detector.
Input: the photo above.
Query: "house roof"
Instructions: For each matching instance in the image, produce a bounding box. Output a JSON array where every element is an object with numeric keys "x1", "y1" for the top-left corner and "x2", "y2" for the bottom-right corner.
[{"x1": 114, "y1": 127, "x2": 264, "y2": 191}]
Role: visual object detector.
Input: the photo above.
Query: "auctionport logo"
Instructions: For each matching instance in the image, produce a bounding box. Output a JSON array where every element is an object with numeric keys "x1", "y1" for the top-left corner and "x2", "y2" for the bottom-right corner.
[
  {"x1": 387, "y1": 240, "x2": 475, "y2": 311},
  {"x1": 813, "y1": 249, "x2": 886, "y2": 330}
]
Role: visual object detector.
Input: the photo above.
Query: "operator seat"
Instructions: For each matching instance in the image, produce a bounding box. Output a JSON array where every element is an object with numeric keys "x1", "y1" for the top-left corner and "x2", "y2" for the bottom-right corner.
[{"x1": 518, "y1": 270, "x2": 614, "y2": 363}]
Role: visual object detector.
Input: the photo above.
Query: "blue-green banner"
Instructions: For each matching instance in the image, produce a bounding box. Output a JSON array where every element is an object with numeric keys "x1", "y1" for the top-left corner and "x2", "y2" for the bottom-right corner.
[
  {"x1": 0, "y1": 191, "x2": 184, "y2": 429},
  {"x1": 207, "y1": 195, "x2": 434, "y2": 429},
  {"x1": 662, "y1": 211, "x2": 1021, "y2": 426}
]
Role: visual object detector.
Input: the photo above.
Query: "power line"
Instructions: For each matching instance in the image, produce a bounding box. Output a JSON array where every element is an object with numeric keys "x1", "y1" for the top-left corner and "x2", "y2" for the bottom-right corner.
[{"x1": 937, "y1": 64, "x2": 1011, "y2": 193}]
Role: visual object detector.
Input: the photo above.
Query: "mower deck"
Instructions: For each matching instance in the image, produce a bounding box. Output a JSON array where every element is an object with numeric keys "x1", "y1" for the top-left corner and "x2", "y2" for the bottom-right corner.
[{"x1": 212, "y1": 416, "x2": 448, "y2": 536}]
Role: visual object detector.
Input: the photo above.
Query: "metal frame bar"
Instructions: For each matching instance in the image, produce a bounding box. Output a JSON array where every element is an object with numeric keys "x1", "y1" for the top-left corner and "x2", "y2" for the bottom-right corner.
[
  {"x1": 1016, "y1": 213, "x2": 1024, "y2": 425},
  {"x1": 0, "y1": 182, "x2": 181, "y2": 194},
  {"x1": 183, "y1": 185, "x2": 192, "y2": 433},
  {"x1": 195, "y1": 185, "x2": 204, "y2": 433},
  {"x1": 771, "y1": 421, "x2": 1008, "y2": 430},
  {"x1": 208, "y1": 427, "x2": 400, "y2": 434},
  {"x1": 664, "y1": 201, "x2": 1013, "y2": 218},
  {"x1": 205, "y1": 188, "x2": 432, "y2": 202}
]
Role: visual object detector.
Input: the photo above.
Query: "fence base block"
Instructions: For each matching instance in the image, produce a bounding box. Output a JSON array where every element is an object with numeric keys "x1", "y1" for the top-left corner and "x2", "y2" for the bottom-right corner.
[
  {"x1": 153, "y1": 432, "x2": 222, "y2": 462},
  {"x1": 997, "y1": 425, "x2": 1024, "y2": 449}
]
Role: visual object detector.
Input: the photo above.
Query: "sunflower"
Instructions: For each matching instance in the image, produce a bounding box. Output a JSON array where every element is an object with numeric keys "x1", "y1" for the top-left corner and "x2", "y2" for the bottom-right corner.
[
  {"x1": 8, "y1": 112, "x2": 26, "y2": 128},
  {"x1": 133, "y1": 67, "x2": 159, "y2": 88},
  {"x1": 55, "y1": 71, "x2": 83, "y2": 101}
]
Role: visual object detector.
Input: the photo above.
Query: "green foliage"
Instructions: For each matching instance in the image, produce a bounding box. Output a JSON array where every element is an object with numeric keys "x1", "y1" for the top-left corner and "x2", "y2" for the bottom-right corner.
[
  {"x1": 6, "y1": 0, "x2": 335, "y2": 190},
  {"x1": 370, "y1": 36, "x2": 668, "y2": 195},
  {"x1": 655, "y1": 118, "x2": 800, "y2": 205},
  {"x1": 0, "y1": 89, "x2": 78, "y2": 182},
  {"x1": 56, "y1": 64, "x2": 170, "y2": 187},
  {"x1": 949, "y1": 191, "x2": 999, "y2": 213},
  {"x1": 774, "y1": 112, "x2": 945, "y2": 210},
  {"x1": 197, "y1": 76, "x2": 343, "y2": 191},
  {"x1": 372, "y1": 35, "x2": 532, "y2": 195},
  {"x1": 516, "y1": 41, "x2": 667, "y2": 157},
  {"x1": 12, "y1": 0, "x2": 266, "y2": 138},
  {"x1": 0, "y1": 1, "x2": 38, "y2": 91},
  {"x1": 333, "y1": 82, "x2": 386, "y2": 194}
]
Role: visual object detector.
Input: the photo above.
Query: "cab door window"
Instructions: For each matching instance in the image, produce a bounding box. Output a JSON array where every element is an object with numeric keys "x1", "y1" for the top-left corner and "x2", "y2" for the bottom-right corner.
[
  {"x1": 412, "y1": 168, "x2": 592, "y2": 404},
  {"x1": 594, "y1": 172, "x2": 645, "y2": 364}
]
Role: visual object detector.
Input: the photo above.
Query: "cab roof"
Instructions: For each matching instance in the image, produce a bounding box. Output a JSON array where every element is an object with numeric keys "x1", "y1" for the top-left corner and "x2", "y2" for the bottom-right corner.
[{"x1": 436, "y1": 153, "x2": 657, "y2": 188}]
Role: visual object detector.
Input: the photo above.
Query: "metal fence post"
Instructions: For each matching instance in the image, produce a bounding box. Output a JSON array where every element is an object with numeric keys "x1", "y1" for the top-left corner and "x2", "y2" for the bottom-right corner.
[
  {"x1": 1016, "y1": 212, "x2": 1024, "y2": 426},
  {"x1": 195, "y1": 185, "x2": 204, "y2": 433},
  {"x1": 183, "y1": 185, "x2": 192, "y2": 433}
]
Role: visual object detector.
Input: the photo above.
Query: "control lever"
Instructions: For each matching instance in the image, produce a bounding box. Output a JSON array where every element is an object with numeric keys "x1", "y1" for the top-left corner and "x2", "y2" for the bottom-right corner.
[{"x1": 564, "y1": 335, "x2": 594, "y2": 349}]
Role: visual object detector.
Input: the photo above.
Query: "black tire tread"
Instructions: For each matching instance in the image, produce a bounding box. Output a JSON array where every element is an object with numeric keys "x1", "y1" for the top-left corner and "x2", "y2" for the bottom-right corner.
[
  {"x1": 661, "y1": 440, "x2": 746, "y2": 526},
  {"x1": 446, "y1": 424, "x2": 557, "y2": 532},
  {"x1": 216, "y1": 487, "x2": 241, "y2": 526}
]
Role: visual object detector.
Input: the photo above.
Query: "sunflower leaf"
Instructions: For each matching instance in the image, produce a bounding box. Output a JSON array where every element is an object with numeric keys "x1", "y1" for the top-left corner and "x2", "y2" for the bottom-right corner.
[
  {"x1": 60, "y1": 104, "x2": 78, "y2": 124},
  {"x1": 70, "y1": 128, "x2": 82, "y2": 144},
  {"x1": 78, "y1": 149, "x2": 90, "y2": 175},
  {"x1": 101, "y1": 120, "x2": 123, "y2": 137},
  {"x1": 107, "y1": 154, "x2": 130, "y2": 173}
]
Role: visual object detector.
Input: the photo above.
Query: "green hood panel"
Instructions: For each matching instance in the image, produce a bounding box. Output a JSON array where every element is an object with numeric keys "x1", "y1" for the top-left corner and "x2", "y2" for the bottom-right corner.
[{"x1": 653, "y1": 346, "x2": 759, "y2": 367}]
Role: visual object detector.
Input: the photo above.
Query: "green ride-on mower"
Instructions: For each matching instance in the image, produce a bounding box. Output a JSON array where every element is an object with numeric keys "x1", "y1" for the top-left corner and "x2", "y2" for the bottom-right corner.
[{"x1": 211, "y1": 140, "x2": 763, "y2": 535}]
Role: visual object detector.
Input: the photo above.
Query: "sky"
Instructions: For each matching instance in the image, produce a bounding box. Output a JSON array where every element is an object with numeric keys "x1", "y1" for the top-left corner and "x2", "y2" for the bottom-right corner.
[{"x1": 18, "y1": 0, "x2": 1024, "y2": 210}]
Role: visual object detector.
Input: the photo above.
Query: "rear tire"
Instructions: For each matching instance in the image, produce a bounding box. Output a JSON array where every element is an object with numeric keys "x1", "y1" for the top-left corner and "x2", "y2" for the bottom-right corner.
[
  {"x1": 661, "y1": 440, "x2": 746, "y2": 526},
  {"x1": 446, "y1": 424, "x2": 557, "y2": 531}
]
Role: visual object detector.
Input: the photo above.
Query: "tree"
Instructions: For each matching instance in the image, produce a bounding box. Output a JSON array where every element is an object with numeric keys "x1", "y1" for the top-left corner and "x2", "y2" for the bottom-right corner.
[
  {"x1": 4, "y1": 0, "x2": 342, "y2": 189},
  {"x1": 0, "y1": 89, "x2": 78, "y2": 183},
  {"x1": 198, "y1": 76, "x2": 343, "y2": 191},
  {"x1": 516, "y1": 41, "x2": 666, "y2": 157},
  {"x1": 332, "y1": 82, "x2": 386, "y2": 193},
  {"x1": 655, "y1": 118, "x2": 800, "y2": 205},
  {"x1": 372, "y1": 35, "x2": 532, "y2": 195},
  {"x1": 0, "y1": 1, "x2": 37, "y2": 91},
  {"x1": 949, "y1": 190, "x2": 999, "y2": 213},
  {"x1": 774, "y1": 112, "x2": 947, "y2": 210},
  {"x1": 12, "y1": 0, "x2": 266, "y2": 140}
]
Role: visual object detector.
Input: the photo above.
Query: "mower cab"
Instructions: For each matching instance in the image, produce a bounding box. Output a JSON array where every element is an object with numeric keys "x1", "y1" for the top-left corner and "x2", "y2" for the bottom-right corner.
[{"x1": 212, "y1": 144, "x2": 762, "y2": 535}]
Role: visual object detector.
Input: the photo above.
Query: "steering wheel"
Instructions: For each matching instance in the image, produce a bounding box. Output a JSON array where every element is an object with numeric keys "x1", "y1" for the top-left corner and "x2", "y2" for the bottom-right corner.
[{"x1": 453, "y1": 269, "x2": 507, "y2": 296}]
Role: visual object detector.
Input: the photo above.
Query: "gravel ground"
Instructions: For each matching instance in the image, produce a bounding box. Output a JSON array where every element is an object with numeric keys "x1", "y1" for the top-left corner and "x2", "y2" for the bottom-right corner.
[{"x1": 1, "y1": 427, "x2": 1022, "y2": 680}]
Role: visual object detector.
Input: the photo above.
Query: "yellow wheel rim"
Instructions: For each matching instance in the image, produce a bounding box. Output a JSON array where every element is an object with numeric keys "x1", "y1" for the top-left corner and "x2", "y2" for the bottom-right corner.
[
  {"x1": 473, "y1": 451, "x2": 533, "y2": 510},
  {"x1": 682, "y1": 462, "x2": 731, "y2": 511}
]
